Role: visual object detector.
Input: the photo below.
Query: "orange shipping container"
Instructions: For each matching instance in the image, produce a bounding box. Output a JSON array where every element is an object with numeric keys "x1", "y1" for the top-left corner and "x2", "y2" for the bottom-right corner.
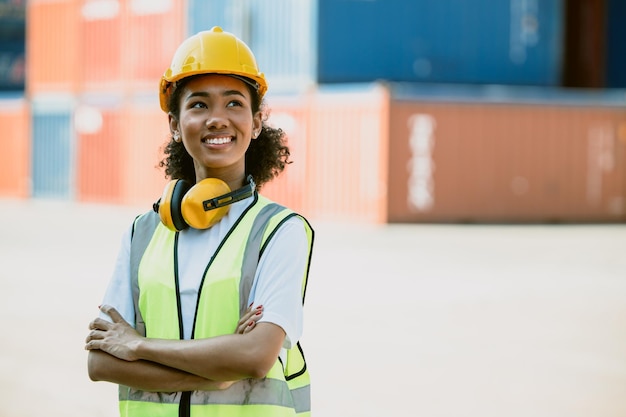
[
  {"x1": 119, "y1": 95, "x2": 170, "y2": 207},
  {"x1": 0, "y1": 97, "x2": 30, "y2": 198},
  {"x1": 262, "y1": 94, "x2": 309, "y2": 215},
  {"x1": 26, "y1": 0, "x2": 80, "y2": 94},
  {"x1": 387, "y1": 98, "x2": 626, "y2": 223},
  {"x1": 125, "y1": 1, "x2": 185, "y2": 91},
  {"x1": 304, "y1": 85, "x2": 389, "y2": 224},
  {"x1": 75, "y1": 96, "x2": 124, "y2": 203},
  {"x1": 78, "y1": 0, "x2": 123, "y2": 92}
]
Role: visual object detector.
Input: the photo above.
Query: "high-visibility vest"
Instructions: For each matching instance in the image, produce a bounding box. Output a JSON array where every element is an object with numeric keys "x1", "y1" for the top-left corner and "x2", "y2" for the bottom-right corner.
[{"x1": 120, "y1": 194, "x2": 314, "y2": 417}]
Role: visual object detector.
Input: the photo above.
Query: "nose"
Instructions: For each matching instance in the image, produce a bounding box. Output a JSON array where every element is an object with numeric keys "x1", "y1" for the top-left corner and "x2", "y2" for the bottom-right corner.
[{"x1": 205, "y1": 108, "x2": 228, "y2": 129}]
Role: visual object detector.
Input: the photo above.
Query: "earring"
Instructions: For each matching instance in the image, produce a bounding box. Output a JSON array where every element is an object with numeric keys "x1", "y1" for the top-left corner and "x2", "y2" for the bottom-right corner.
[{"x1": 173, "y1": 132, "x2": 181, "y2": 142}]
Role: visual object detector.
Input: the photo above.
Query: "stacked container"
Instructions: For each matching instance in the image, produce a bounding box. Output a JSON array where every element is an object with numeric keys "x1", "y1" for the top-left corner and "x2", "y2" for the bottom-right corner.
[
  {"x1": 0, "y1": 0, "x2": 26, "y2": 91},
  {"x1": 25, "y1": 0, "x2": 183, "y2": 204},
  {"x1": 0, "y1": 94, "x2": 29, "y2": 197},
  {"x1": 1, "y1": 0, "x2": 624, "y2": 223},
  {"x1": 385, "y1": 86, "x2": 626, "y2": 222}
]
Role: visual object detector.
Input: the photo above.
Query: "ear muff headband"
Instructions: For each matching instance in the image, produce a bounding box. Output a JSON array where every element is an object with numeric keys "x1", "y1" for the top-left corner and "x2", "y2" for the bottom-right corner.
[
  {"x1": 154, "y1": 175, "x2": 256, "y2": 231},
  {"x1": 201, "y1": 175, "x2": 256, "y2": 210}
]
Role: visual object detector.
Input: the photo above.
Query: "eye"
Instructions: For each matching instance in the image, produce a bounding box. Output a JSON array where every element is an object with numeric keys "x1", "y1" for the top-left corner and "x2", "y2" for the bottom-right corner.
[
  {"x1": 190, "y1": 101, "x2": 207, "y2": 109},
  {"x1": 227, "y1": 99, "x2": 244, "y2": 108}
]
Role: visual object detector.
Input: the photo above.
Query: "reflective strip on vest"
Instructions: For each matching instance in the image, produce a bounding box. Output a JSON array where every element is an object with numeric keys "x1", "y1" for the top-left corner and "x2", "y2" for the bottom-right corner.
[
  {"x1": 119, "y1": 373, "x2": 291, "y2": 407},
  {"x1": 124, "y1": 195, "x2": 313, "y2": 416}
]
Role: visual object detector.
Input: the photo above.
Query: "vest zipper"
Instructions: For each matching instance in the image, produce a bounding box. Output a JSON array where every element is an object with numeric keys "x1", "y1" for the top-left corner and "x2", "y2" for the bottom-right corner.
[{"x1": 174, "y1": 234, "x2": 191, "y2": 417}]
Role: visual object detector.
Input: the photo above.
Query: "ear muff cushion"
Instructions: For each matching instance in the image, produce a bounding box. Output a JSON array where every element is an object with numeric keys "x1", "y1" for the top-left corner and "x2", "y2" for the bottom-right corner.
[
  {"x1": 159, "y1": 179, "x2": 192, "y2": 231},
  {"x1": 170, "y1": 180, "x2": 192, "y2": 231}
]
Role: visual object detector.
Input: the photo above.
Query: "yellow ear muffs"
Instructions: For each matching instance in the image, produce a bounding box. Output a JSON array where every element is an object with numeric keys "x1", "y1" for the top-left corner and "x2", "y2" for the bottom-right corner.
[
  {"x1": 181, "y1": 178, "x2": 232, "y2": 230},
  {"x1": 157, "y1": 179, "x2": 193, "y2": 231},
  {"x1": 154, "y1": 175, "x2": 256, "y2": 231}
]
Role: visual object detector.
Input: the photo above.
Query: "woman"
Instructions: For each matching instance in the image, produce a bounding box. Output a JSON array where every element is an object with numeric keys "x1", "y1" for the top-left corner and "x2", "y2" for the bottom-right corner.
[{"x1": 85, "y1": 27, "x2": 314, "y2": 417}]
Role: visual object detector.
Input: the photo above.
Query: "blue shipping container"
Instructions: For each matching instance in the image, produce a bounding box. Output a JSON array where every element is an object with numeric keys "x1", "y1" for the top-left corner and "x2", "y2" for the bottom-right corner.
[
  {"x1": 187, "y1": 0, "x2": 316, "y2": 94},
  {"x1": 0, "y1": 40, "x2": 25, "y2": 91},
  {"x1": 317, "y1": 0, "x2": 564, "y2": 86},
  {"x1": 606, "y1": 0, "x2": 626, "y2": 88},
  {"x1": 31, "y1": 98, "x2": 74, "y2": 199}
]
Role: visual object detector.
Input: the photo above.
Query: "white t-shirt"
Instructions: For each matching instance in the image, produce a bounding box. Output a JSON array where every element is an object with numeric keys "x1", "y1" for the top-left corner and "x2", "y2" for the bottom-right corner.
[{"x1": 99, "y1": 196, "x2": 308, "y2": 350}]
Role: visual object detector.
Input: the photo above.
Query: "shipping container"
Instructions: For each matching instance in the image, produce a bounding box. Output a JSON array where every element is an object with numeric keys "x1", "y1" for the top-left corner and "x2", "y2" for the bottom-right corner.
[
  {"x1": 255, "y1": 85, "x2": 389, "y2": 223},
  {"x1": 31, "y1": 95, "x2": 75, "y2": 199},
  {"x1": 187, "y1": 0, "x2": 316, "y2": 94},
  {"x1": 386, "y1": 85, "x2": 626, "y2": 223},
  {"x1": 26, "y1": 0, "x2": 80, "y2": 94},
  {"x1": 75, "y1": 93, "x2": 124, "y2": 203},
  {"x1": 317, "y1": 0, "x2": 564, "y2": 87},
  {"x1": 261, "y1": 93, "x2": 309, "y2": 214},
  {"x1": 304, "y1": 84, "x2": 389, "y2": 223},
  {"x1": 77, "y1": 0, "x2": 124, "y2": 91},
  {"x1": 0, "y1": 40, "x2": 25, "y2": 91},
  {"x1": 125, "y1": 0, "x2": 185, "y2": 91},
  {"x1": 0, "y1": 0, "x2": 26, "y2": 91},
  {"x1": 119, "y1": 93, "x2": 169, "y2": 207},
  {"x1": 605, "y1": 0, "x2": 626, "y2": 88},
  {"x1": 0, "y1": 94, "x2": 29, "y2": 197}
]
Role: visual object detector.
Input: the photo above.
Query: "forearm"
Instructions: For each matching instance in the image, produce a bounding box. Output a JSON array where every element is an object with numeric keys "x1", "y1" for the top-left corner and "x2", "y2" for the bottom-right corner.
[
  {"x1": 136, "y1": 323, "x2": 285, "y2": 381},
  {"x1": 88, "y1": 350, "x2": 232, "y2": 392}
]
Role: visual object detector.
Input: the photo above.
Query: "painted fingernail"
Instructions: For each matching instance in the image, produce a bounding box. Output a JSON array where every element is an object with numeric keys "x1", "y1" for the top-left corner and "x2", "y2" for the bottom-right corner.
[
  {"x1": 255, "y1": 305, "x2": 263, "y2": 310},
  {"x1": 255, "y1": 311, "x2": 262, "y2": 315},
  {"x1": 248, "y1": 320, "x2": 255, "y2": 326},
  {"x1": 249, "y1": 302, "x2": 254, "y2": 308}
]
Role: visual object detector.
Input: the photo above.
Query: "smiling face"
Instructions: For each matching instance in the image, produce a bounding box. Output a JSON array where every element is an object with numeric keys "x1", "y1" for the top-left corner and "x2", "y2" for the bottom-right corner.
[{"x1": 169, "y1": 74, "x2": 262, "y2": 187}]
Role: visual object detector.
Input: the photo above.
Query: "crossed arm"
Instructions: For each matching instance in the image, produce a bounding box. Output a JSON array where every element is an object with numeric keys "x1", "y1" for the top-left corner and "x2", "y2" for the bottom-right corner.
[{"x1": 85, "y1": 304, "x2": 284, "y2": 392}]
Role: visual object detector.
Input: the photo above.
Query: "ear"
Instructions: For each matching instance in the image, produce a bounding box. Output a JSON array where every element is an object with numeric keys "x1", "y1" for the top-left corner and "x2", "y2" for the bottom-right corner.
[
  {"x1": 168, "y1": 113, "x2": 179, "y2": 136},
  {"x1": 252, "y1": 111, "x2": 263, "y2": 139}
]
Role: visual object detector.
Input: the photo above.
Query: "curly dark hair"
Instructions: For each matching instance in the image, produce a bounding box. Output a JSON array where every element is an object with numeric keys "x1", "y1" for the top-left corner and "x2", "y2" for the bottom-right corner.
[{"x1": 158, "y1": 75, "x2": 291, "y2": 189}]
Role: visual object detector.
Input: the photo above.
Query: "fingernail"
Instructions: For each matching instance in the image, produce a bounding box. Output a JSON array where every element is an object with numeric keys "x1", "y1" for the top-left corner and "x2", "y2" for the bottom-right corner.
[
  {"x1": 255, "y1": 311, "x2": 262, "y2": 315},
  {"x1": 255, "y1": 305, "x2": 263, "y2": 310},
  {"x1": 249, "y1": 302, "x2": 254, "y2": 308},
  {"x1": 248, "y1": 320, "x2": 255, "y2": 326},
  {"x1": 98, "y1": 305, "x2": 101, "y2": 309}
]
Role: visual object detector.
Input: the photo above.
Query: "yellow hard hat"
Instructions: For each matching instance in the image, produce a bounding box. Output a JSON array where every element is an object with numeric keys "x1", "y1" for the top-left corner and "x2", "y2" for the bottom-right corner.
[{"x1": 159, "y1": 26, "x2": 267, "y2": 112}]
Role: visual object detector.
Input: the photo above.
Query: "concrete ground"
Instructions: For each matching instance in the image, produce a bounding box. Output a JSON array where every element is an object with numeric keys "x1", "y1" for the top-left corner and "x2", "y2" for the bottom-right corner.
[{"x1": 0, "y1": 198, "x2": 625, "y2": 417}]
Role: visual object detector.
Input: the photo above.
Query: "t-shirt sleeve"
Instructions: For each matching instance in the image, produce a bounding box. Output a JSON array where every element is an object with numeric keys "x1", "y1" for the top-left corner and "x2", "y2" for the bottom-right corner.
[
  {"x1": 248, "y1": 216, "x2": 309, "y2": 349},
  {"x1": 98, "y1": 224, "x2": 135, "y2": 326}
]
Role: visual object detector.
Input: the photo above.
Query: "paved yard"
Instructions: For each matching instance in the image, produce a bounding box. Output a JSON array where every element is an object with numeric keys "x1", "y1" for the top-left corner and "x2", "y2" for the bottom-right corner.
[{"x1": 1, "y1": 198, "x2": 625, "y2": 417}]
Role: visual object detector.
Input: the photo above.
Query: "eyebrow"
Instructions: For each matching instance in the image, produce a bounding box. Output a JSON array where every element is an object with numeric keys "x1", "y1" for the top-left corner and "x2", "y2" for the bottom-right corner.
[{"x1": 185, "y1": 90, "x2": 246, "y2": 101}]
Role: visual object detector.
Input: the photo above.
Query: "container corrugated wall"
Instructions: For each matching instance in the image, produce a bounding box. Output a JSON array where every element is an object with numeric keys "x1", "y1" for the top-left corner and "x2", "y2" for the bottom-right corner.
[
  {"x1": 26, "y1": 0, "x2": 80, "y2": 94},
  {"x1": 317, "y1": 0, "x2": 564, "y2": 86},
  {"x1": 0, "y1": 0, "x2": 26, "y2": 91},
  {"x1": 258, "y1": 86, "x2": 390, "y2": 223},
  {"x1": 187, "y1": 0, "x2": 316, "y2": 94},
  {"x1": 78, "y1": 1, "x2": 124, "y2": 91},
  {"x1": 387, "y1": 93, "x2": 626, "y2": 223},
  {"x1": 606, "y1": 0, "x2": 626, "y2": 88},
  {"x1": 120, "y1": 94, "x2": 169, "y2": 207},
  {"x1": 304, "y1": 85, "x2": 389, "y2": 223},
  {"x1": 28, "y1": 0, "x2": 184, "y2": 94},
  {"x1": 0, "y1": 95, "x2": 29, "y2": 197},
  {"x1": 31, "y1": 95, "x2": 75, "y2": 199},
  {"x1": 124, "y1": 0, "x2": 185, "y2": 91},
  {"x1": 261, "y1": 94, "x2": 309, "y2": 214},
  {"x1": 75, "y1": 94, "x2": 124, "y2": 203}
]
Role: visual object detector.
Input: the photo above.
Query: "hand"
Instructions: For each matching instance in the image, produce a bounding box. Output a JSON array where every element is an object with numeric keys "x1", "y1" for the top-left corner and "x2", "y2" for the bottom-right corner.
[
  {"x1": 236, "y1": 304, "x2": 264, "y2": 334},
  {"x1": 85, "y1": 305, "x2": 142, "y2": 361}
]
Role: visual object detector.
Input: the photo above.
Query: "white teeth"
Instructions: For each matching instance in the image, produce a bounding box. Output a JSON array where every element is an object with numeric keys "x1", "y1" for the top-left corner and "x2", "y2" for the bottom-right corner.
[{"x1": 205, "y1": 137, "x2": 232, "y2": 145}]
